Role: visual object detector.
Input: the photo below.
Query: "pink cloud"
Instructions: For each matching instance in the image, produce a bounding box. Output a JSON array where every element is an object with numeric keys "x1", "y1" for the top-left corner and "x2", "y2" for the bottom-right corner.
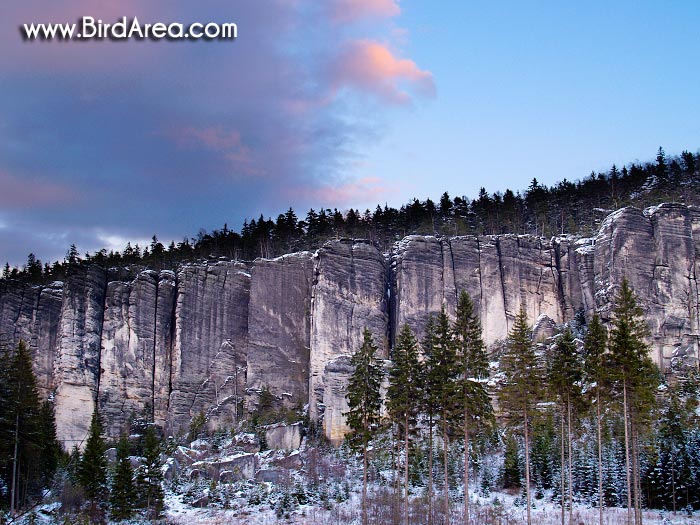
[
  {"x1": 332, "y1": 40, "x2": 435, "y2": 104},
  {"x1": 167, "y1": 125, "x2": 263, "y2": 177},
  {"x1": 174, "y1": 126, "x2": 244, "y2": 151},
  {"x1": 0, "y1": 170, "x2": 78, "y2": 209},
  {"x1": 285, "y1": 176, "x2": 396, "y2": 207},
  {"x1": 330, "y1": 0, "x2": 400, "y2": 23}
]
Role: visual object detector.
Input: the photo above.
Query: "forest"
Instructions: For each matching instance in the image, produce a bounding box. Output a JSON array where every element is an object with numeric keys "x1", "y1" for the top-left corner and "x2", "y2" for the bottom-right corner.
[
  {"x1": 3, "y1": 147, "x2": 699, "y2": 285},
  {"x1": 1, "y1": 280, "x2": 699, "y2": 524}
]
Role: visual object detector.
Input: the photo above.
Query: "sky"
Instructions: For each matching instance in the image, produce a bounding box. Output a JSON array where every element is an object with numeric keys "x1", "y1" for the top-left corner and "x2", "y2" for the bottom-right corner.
[{"x1": 1, "y1": 1, "x2": 699, "y2": 267}]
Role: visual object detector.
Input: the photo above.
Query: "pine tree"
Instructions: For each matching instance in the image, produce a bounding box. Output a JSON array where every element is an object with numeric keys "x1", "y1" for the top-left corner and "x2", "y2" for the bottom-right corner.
[
  {"x1": 78, "y1": 407, "x2": 108, "y2": 520},
  {"x1": 345, "y1": 328, "x2": 384, "y2": 525},
  {"x1": 608, "y1": 279, "x2": 659, "y2": 525},
  {"x1": 386, "y1": 324, "x2": 421, "y2": 525},
  {"x1": 548, "y1": 327, "x2": 583, "y2": 525},
  {"x1": 137, "y1": 425, "x2": 164, "y2": 518},
  {"x1": 498, "y1": 306, "x2": 541, "y2": 525},
  {"x1": 453, "y1": 291, "x2": 493, "y2": 523},
  {"x1": 583, "y1": 313, "x2": 609, "y2": 525},
  {"x1": 110, "y1": 435, "x2": 136, "y2": 520}
]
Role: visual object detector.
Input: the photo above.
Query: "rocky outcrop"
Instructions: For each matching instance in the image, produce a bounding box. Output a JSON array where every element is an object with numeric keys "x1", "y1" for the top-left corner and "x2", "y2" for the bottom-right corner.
[
  {"x1": 590, "y1": 204, "x2": 700, "y2": 369},
  {"x1": 246, "y1": 253, "x2": 313, "y2": 412},
  {"x1": 322, "y1": 356, "x2": 353, "y2": 445},
  {"x1": 0, "y1": 204, "x2": 698, "y2": 446},
  {"x1": 54, "y1": 266, "x2": 107, "y2": 449},
  {"x1": 309, "y1": 240, "x2": 388, "y2": 419},
  {"x1": 169, "y1": 261, "x2": 250, "y2": 436},
  {"x1": 264, "y1": 422, "x2": 303, "y2": 451},
  {"x1": 392, "y1": 235, "x2": 563, "y2": 346}
]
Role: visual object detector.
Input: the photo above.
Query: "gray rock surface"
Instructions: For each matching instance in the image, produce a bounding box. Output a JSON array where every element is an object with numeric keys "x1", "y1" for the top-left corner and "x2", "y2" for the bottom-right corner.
[
  {"x1": 246, "y1": 253, "x2": 313, "y2": 410},
  {"x1": 309, "y1": 240, "x2": 388, "y2": 419},
  {"x1": 264, "y1": 422, "x2": 303, "y2": 451},
  {"x1": 1, "y1": 204, "x2": 699, "y2": 446},
  {"x1": 53, "y1": 266, "x2": 107, "y2": 449},
  {"x1": 169, "y1": 261, "x2": 250, "y2": 436}
]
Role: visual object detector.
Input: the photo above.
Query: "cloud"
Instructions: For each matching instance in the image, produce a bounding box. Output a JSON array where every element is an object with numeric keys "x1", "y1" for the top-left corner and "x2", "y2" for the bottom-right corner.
[
  {"x1": 330, "y1": 0, "x2": 400, "y2": 23},
  {"x1": 284, "y1": 176, "x2": 395, "y2": 205},
  {"x1": 0, "y1": 170, "x2": 78, "y2": 209},
  {"x1": 0, "y1": 1, "x2": 433, "y2": 266},
  {"x1": 332, "y1": 40, "x2": 435, "y2": 104}
]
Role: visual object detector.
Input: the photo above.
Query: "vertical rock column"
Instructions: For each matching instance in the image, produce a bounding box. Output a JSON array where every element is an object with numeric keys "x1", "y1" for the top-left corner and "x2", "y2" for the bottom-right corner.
[
  {"x1": 310, "y1": 240, "x2": 388, "y2": 423},
  {"x1": 53, "y1": 266, "x2": 107, "y2": 449},
  {"x1": 246, "y1": 253, "x2": 314, "y2": 411},
  {"x1": 646, "y1": 204, "x2": 698, "y2": 367},
  {"x1": 169, "y1": 262, "x2": 250, "y2": 436},
  {"x1": 99, "y1": 271, "x2": 158, "y2": 436}
]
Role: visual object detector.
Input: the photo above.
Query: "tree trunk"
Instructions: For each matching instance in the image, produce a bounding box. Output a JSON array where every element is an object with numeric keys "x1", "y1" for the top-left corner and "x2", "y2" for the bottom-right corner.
[
  {"x1": 405, "y1": 414, "x2": 410, "y2": 525},
  {"x1": 428, "y1": 415, "x2": 434, "y2": 525},
  {"x1": 623, "y1": 381, "x2": 633, "y2": 525},
  {"x1": 567, "y1": 394, "x2": 574, "y2": 525},
  {"x1": 443, "y1": 418, "x2": 450, "y2": 525},
  {"x1": 363, "y1": 442, "x2": 368, "y2": 525},
  {"x1": 632, "y1": 425, "x2": 642, "y2": 525},
  {"x1": 596, "y1": 389, "x2": 604, "y2": 525},
  {"x1": 524, "y1": 404, "x2": 532, "y2": 525},
  {"x1": 464, "y1": 407, "x2": 469, "y2": 525},
  {"x1": 560, "y1": 407, "x2": 566, "y2": 525},
  {"x1": 11, "y1": 411, "x2": 19, "y2": 516}
]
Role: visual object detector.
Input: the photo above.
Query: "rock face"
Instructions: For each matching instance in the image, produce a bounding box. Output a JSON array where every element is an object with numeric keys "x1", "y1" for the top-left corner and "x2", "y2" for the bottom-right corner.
[
  {"x1": 246, "y1": 253, "x2": 313, "y2": 411},
  {"x1": 309, "y1": 240, "x2": 388, "y2": 419},
  {"x1": 1, "y1": 204, "x2": 699, "y2": 447},
  {"x1": 169, "y1": 262, "x2": 250, "y2": 436},
  {"x1": 264, "y1": 422, "x2": 303, "y2": 451}
]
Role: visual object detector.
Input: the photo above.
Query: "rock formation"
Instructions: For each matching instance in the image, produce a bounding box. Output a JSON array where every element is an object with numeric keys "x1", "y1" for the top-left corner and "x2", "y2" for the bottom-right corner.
[{"x1": 0, "y1": 204, "x2": 698, "y2": 448}]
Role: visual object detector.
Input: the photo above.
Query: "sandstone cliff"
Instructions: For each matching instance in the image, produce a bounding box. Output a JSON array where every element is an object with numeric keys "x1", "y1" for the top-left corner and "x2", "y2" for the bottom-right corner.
[{"x1": 0, "y1": 204, "x2": 698, "y2": 447}]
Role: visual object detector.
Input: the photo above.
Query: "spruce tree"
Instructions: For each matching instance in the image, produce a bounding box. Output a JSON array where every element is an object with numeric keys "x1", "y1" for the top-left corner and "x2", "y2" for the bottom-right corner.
[
  {"x1": 498, "y1": 306, "x2": 541, "y2": 525},
  {"x1": 453, "y1": 291, "x2": 493, "y2": 523},
  {"x1": 137, "y1": 425, "x2": 164, "y2": 519},
  {"x1": 78, "y1": 407, "x2": 108, "y2": 520},
  {"x1": 37, "y1": 400, "x2": 59, "y2": 488},
  {"x1": 547, "y1": 327, "x2": 583, "y2": 525},
  {"x1": 429, "y1": 308, "x2": 461, "y2": 524},
  {"x1": 386, "y1": 324, "x2": 421, "y2": 525},
  {"x1": 110, "y1": 435, "x2": 136, "y2": 520},
  {"x1": 420, "y1": 316, "x2": 439, "y2": 525},
  {"x1": 583, "y1": 313, "x2": 609, "y2": 525},
  {"x1": 608, "y1": 279, "x2": 659, "y2": 525},
  {"x1": 0, "y1": 340, "x2": 43, "y2": 514},
  {"x1": 345, "y1": 328, "x2": 384, "y2": 525}
]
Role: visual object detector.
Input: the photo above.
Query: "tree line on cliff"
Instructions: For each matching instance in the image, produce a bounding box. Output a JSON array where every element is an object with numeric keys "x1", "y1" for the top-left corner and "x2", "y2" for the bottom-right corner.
[
  {"x1": 3, "y1": 147, "x2": 699, "y2": 285},
  {"x1": 346, "y1": 281, "x2": 700, "y2": 525}
]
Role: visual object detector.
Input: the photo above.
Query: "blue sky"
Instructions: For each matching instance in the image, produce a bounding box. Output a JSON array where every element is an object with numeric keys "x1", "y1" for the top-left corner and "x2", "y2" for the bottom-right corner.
[{"x1": 1, "y1": 1, "x2": 699, "y2": 266}]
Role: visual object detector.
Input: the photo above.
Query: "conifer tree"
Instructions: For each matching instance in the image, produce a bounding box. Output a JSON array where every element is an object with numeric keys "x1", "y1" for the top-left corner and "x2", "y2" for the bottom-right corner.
[
  {"x1": 37, "y1": 400, "x2": 59, "y2": 488},
  {"x1": 386, "y1": 324, "x2": 421, "y2": 525},
  {"x1": 110, "y1": 435, "x2": 136, "y2": 520},
  {"x1": 428, "y1": 308, "x2": 461, "y2": 524},
  {"x1": 608, "y1": 279, "x2": 659, "y2": 525},
  {"x1": 78, "y1": 407, "x2": 108, "y2": 520},
  {"x1": 453, "y1": 291, "x2": 493, "y2": 523},
  {"x1": 420, "y1": 316, "x2": 439, "y2": 525},
  {"x1": 498, "y1": 306, "x2": 541, "y2": 525},
  {"x1": 1, "y1": 340, "x2": 43, "y2": 514},
  {"x1": 137, "y1": 425, "x2": 165, "y2": 518},
  {"x1": 345, "y1": 328, "x2": 384, "y2": 525},
  {"x1": 548, "y1": 327, "x2": 583, "y2": 525},
  {"x1": 583, "y1": 313, "x2": 609, "y2": 525}
]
